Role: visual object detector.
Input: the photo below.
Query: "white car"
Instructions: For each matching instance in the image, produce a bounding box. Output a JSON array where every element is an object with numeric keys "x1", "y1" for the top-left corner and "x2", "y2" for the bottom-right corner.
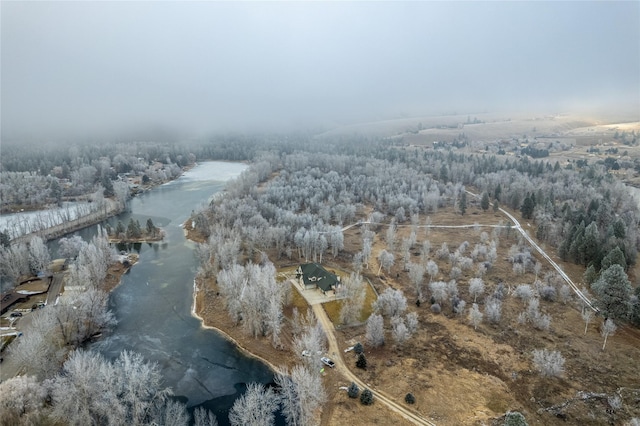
[{"x1": 321, "y1": 357, "x2": 335, "y2": 368}]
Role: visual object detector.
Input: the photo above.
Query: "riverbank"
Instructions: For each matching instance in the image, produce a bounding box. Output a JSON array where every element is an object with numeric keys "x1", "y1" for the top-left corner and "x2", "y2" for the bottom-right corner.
[
  {"x1": 191, "y1": 274, "x2": 299, "y2": 374},
  {"x1": 183, "y1": 219, "x2": 296, "y2": 370},
  {"x1": 9, "y1": 200, "x2": 124, "y2": 244},
  {"x1": 191, "y1": 278, "x2": 283, "y2": 375},
  {"x1": 7, "y1": 163, "x2": 198, "y2": 245}
]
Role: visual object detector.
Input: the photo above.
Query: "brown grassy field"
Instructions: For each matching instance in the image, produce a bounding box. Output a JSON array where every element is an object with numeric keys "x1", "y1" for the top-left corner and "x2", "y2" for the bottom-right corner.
[{"x1": 193, "y1": 195, "x2": 640, "y2": 425}]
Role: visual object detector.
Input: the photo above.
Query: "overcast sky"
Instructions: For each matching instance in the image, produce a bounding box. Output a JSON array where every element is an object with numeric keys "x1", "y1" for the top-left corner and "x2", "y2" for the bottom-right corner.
[{"x1": 2, "y1": 1, "x2": 639, "y2": 141}]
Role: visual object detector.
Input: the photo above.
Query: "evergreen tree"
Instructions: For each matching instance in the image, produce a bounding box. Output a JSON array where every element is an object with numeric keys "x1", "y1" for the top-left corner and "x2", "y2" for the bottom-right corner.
[
  {"x1": 583, "y1": 265, "x2": 597, "y2": 286},
  {"x1": 601, "y1": 246, "x2": 627, "y2": 271},
  {"x1": 494, "y1": 184, "x2": 502, "y2": 201},
  {"x1": 101, "y1": 175, "x2": 114, "y2": 197},
  {"x1": 360, "y1": 389, "x2": 374, "y2": 405},
  {"x1": 580, "y1": 222, "x2": 601, "y2": 267},
  {"x1": 146, "y1": 218, "x2": 157, "y2": 237},
  {"x1": 115, "y1": 221, "x2": 125, "y2": 236},
  {"x1": 126, "y1": 218, "x2": 142, "y2": 239},
  {"x1": 347, "y1": 382, "x2": 359, "y2": 399},
  {"x1": 459, "y1": 191, "x2": 467, "y2": 215},
  {"x1": 612, "y1": 218, "x2": 626, "y2": 239},
  {"x1": 0, "y1": 230, "x2": 10, "y2": 248},
  {"x1": 405, "y1": 393, "x2": 416, "y2": 404},
  {"x1": 356, "y1": 353, "x2": 367, "y2": 369},
  {"x1": 439, "y1": 164, "x2": 448, "y2": 183},
  {"x1": 481, "y1": 192, "x2": 490, "y2": 211},
  {"x1": 520, "y1": 195, "x2": 535, "y2": 220},
  {"x1": 591, "y1": 264, "x2": 632, "y2": 320}
]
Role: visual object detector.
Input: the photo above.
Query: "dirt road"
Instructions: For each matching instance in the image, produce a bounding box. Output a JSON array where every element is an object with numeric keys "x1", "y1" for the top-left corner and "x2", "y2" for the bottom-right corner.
[{"x1": 311, "y1": 304, "x2": 437, "y2": 426}]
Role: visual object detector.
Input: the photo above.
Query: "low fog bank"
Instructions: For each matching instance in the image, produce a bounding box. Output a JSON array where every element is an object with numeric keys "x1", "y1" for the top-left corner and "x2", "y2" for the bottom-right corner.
[{"x1": 2, "y1": 1, "x2": 638, "y2": 144}]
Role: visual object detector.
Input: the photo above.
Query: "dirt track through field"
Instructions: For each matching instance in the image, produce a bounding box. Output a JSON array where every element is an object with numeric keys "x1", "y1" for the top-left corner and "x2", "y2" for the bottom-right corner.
[{"x1": 311, "y1": 303, "x2": 437, "y2": 426}]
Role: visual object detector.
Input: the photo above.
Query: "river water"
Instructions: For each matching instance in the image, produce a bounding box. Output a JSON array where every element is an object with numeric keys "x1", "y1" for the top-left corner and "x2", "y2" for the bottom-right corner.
[{"x1": 82, "y1": 162, "x2": 275, "y2": 424}]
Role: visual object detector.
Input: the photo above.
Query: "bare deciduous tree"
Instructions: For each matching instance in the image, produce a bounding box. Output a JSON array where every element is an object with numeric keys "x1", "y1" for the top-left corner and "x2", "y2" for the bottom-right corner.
[
  {"x1": 339, "y1": 272, "x2": 366, "y2": 325},
  {"x1": 0, "y1": 375, "x2": 48, "y2": 425},
  {"x1": 601, "y1": 318, "x2": 617, "y2": 350},
  {"x1": 28, "y1": 236, "x2": 50, "y2": 273},
  {"x1": 373, "y1": 288, "x2": 407, "y2": 317},
  {"x1": 468, "y1": 303, "x2": 483, "y2": 330},
  {"x1": 426, "y1": 260, "x2": 438, "y2": 283},
  {"x1": 429, "y1": 281, "x2": 447, "y2": 306},
  {"x1": 275, "y1": 365, "x2": 326, "y2": 426},
  {"x1": 484, "y1": 297, "x2": 502, "y2": 324},
  {"x1": 469, "y1": 278, "x2": 485, "y2": 303},
  {"x1": 391, "y1": 316, "x2": 410, "y2": 345},
  {"x1": 366, "y1": 313, "x2": 385, "y2": 347},
  {"x1": 193, "y1": 407, "x2": 219, "y2": 426},
  {"x1": 532, "y1": 349, "x2": 565, "y2": 378},
  {"x1": 228, "y1": 383, "x2": 280, "y2": 426},
  {"x1": 582, "y1": 309, "x2": 594, "y2": 335},
  {"x1": 377, "y1": 249, "x2": 395, "y2": 275}
]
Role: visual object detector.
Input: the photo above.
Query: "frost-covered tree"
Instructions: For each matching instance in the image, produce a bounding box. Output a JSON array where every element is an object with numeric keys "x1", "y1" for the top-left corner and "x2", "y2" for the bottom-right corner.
[
  {"x1": 468, "y1": 303, "x2": 483, "y2": 330},
  {"x1": 49, "y1": 350, "x2": 175, "y2": 426},
  {"x1": 601, "y1": 318, "x2": 617, "y2": 350},
  {"x1": 406, "y1": 311, "x2": 419, "y2": 334},
  {"x1": 485, "y1": 298, "x2": 502, "y2": 324},
  {"x1": 58, "y1": 235, "x2": 85, "y2": 259},
  {"x1": 339, "y1": 272, "x2": 366, "y2": 325},
  {"x1": 429, "y1": 281, "x2": 447, "y2": 306},
  {"x1": 532, "y1": 349, "x2": 565, "y2": 378},
  {"x1": 228, "y1": 383, "x2": 279, "y2": 426},
  {"x1": 28, "y1": 236, "x2": 50, "y2": 273},
  {"x1": 293, "y1": 321, "x2": 327, "y2": 369},
  {"x1": 377, "y1": 249, "x2": 395, "y2": 275},
  {"x1": 0, "y1": 375, "x2": 48, "y2": 425},
  {"x1": 514, "y1": 284, "x2": 533, "y2": 304},
  {"x1": 366, "y1": 313, "x2": 385, "y2": 347},
  {"x1": 592, "y1": 264, "x2": 632, "y2": 320},
  {"x1": 582, "y1": 309, "x2": 594, "y2": 335},
  {"x1": 193, "y1": 407, "x2": 219, "y2": 426},
  {"x1": 391, "y1": 316, "x2": 410, "y2": 345},
  {"x1": 469, "y1": 277, "x2": 485, "y2": 303},
  {"x1": 408, "y1": 262, "x2": 425, "y2": 300},
  {"x1": 373, "y1": 288, "x2": 407, "y2": 317},
  {"x1": 275, "y1": 365, "x2": 325, "y2": 426},
  {"x1": 426, "y1": 260, "x2": 438, "y2": 283}
]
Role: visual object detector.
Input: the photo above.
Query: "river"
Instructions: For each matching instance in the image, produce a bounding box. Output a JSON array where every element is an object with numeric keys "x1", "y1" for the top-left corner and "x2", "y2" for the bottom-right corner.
[{"x1": 82, "y1": 162, "x2": 275, "y2": 424}]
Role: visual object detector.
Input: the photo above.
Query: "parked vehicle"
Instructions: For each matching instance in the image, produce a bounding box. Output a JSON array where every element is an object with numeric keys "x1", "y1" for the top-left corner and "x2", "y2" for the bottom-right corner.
[
  {"x1": 10, "y1": 312, "x2": 22, "y2": 317},
  {"x1": 321, "y1": 357, "x2": 335, "y2": 368}
]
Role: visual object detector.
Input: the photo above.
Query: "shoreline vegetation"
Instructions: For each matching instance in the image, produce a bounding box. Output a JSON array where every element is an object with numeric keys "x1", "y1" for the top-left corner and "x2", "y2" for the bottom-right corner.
[
  {"x1": 6, "y1": 163, "x2": 197, "y2": 245},
  {"x1": 184, "y1": 220, "x2": 299, "y2": 375}
]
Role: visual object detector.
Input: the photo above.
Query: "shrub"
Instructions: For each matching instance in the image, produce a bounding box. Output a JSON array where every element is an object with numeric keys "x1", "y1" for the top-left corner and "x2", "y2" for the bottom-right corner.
[
  {"x1": 356, "y1": 353, "x2": 367, "y2": 370},
  {"x1": 353, "y1": 342, "x2": 364, "y2": 355},
  {"x1": 532, "y1": 349, "x2": 565, "y2": 378},
  {"x1": 540, "y1": 285, "x2": 557, "y2": 302},
  {"x1": 360, "y1": 389, "x2": 374, "y2": 405},
  {"x1": 405, "y1": 393, "x2": 416, "y2": 404},
  {"x1": 503, "y1": 411, "x2": 528, "y2": 426},
  {"x1": 347, "y1": 382, "x2": 359, "y2": 398}
]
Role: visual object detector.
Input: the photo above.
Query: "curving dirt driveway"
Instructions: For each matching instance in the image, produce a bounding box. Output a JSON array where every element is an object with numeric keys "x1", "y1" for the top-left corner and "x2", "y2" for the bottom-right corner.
[{"x1": 311, "y1": 304, "x2": 437, "y2": 426}]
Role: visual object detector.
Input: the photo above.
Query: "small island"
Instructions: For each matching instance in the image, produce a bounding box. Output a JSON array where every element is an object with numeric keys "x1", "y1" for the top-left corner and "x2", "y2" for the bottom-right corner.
[{"x1": 106, "y1": 218, "x2": 164, "y2": 244}]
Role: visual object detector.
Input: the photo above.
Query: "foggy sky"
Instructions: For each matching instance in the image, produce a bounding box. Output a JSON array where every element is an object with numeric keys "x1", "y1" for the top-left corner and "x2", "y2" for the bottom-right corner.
[{"x1": 2, "y1": 1, "x2": 639, "y2": 141}]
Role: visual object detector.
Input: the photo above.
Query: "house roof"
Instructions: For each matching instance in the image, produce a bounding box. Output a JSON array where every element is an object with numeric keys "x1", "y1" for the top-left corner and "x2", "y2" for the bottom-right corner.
[{"x1": 297, "y1": 263, "x2": 339, "y2": 292}]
